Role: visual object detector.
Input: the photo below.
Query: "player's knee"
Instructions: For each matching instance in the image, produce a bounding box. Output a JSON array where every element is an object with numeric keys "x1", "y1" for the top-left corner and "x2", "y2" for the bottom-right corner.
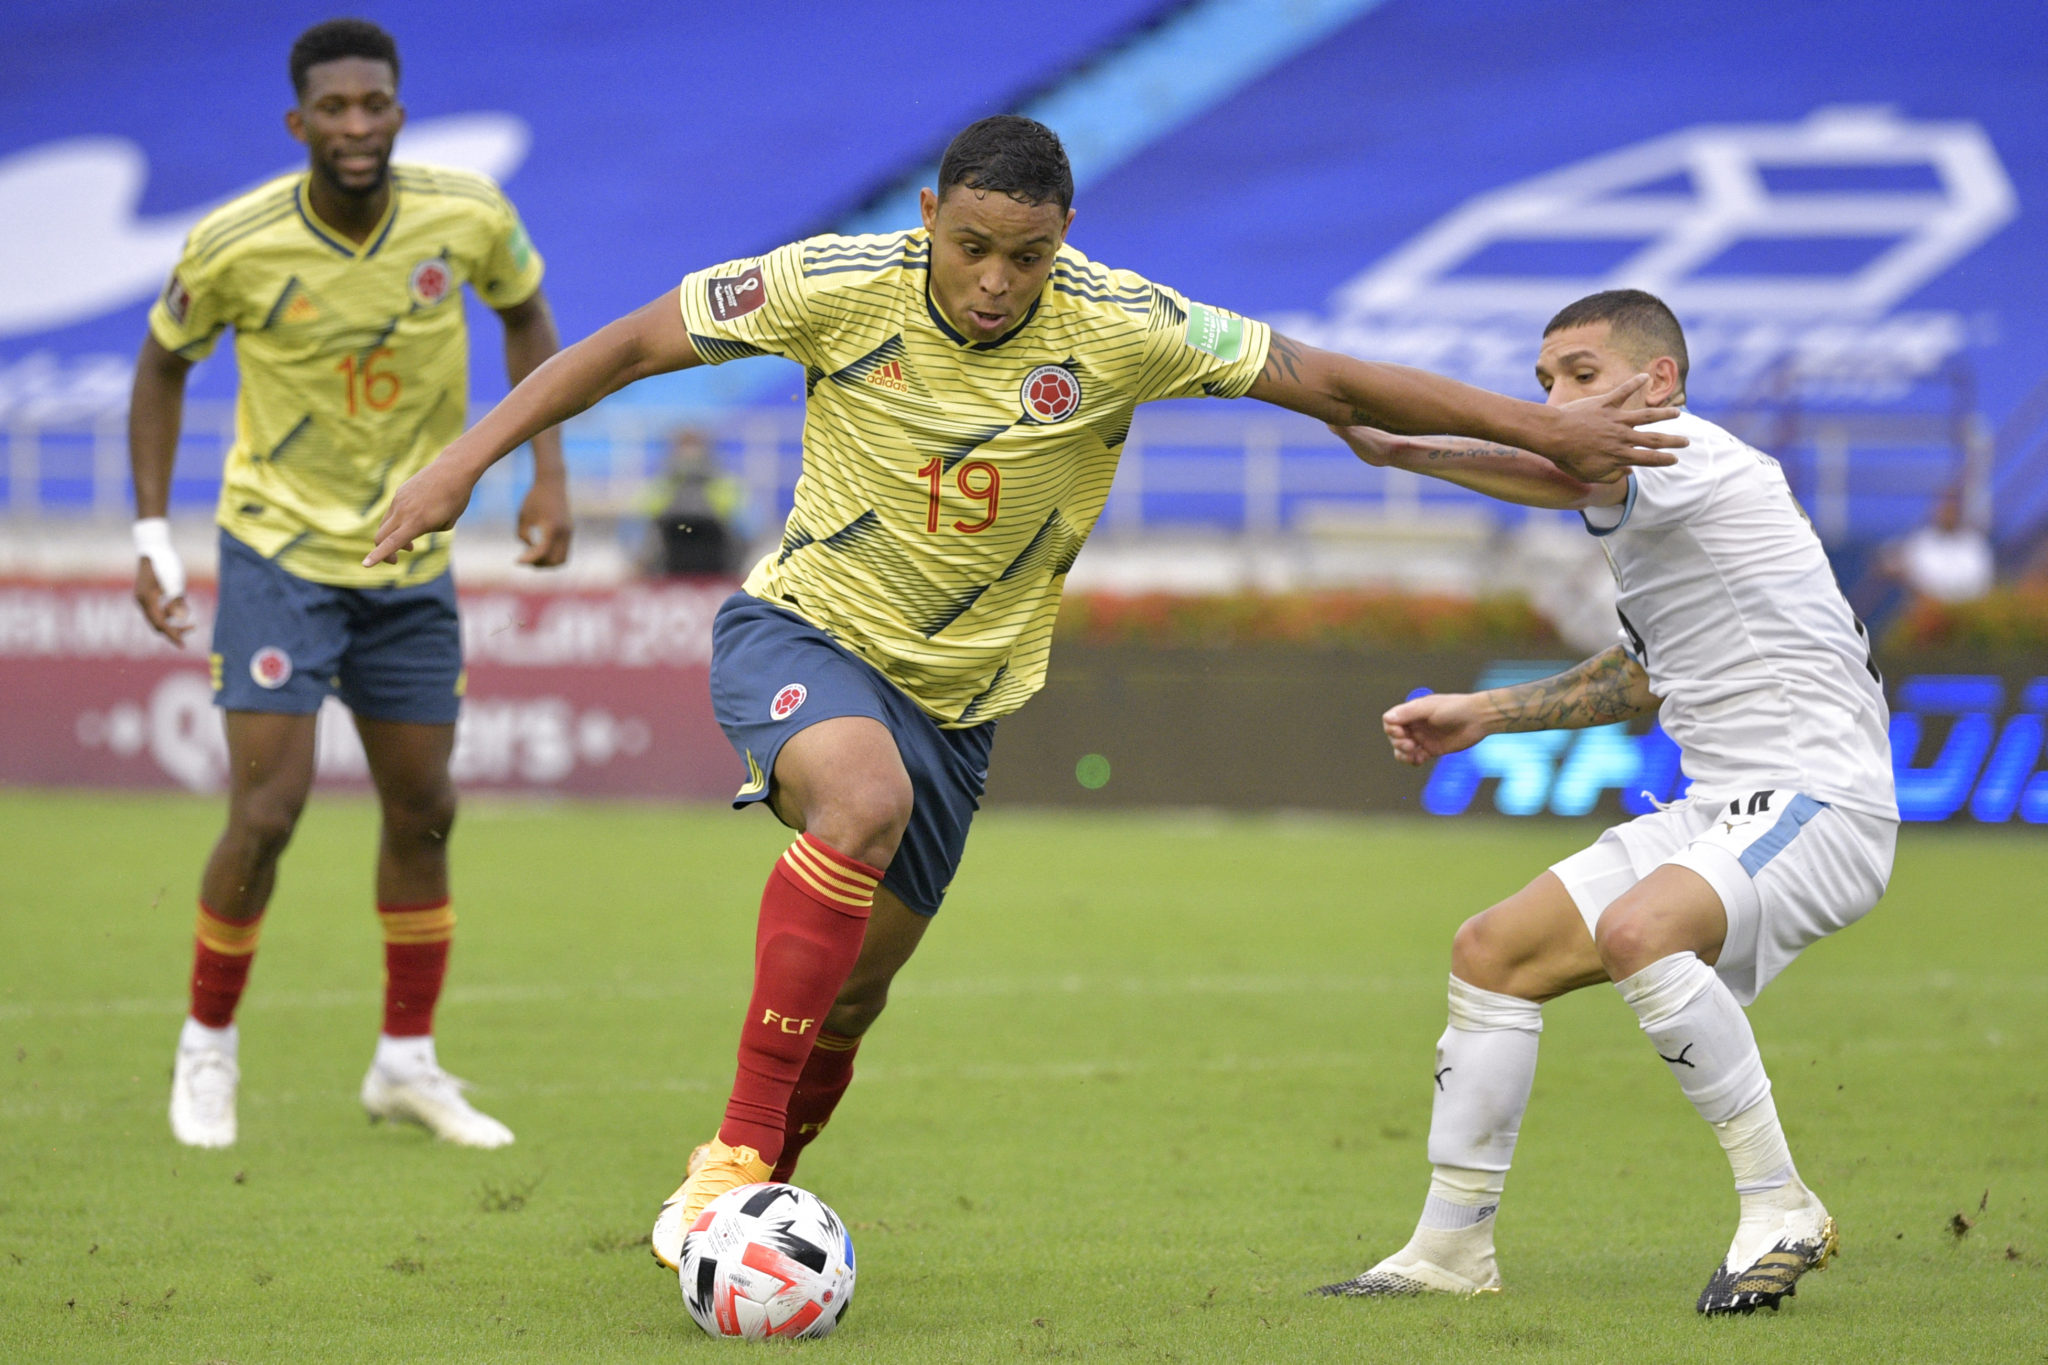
[
  {"x1": 384, "y1": 783, "x2": 457, "y2": 848},
  {"x1": 229, "y1": 790, "x2": 306, "y2": 861},
  {"x1": 811, "y1": 773, "x2": 912, "y2": 863},
  {"x1": 825, "y1": 985, "x2": 888, "y2": 1037},
  {"x1": 1593, "y1": 907, "x2": 1660, "y2": 979},
  {"x1": 1450, "y1": 911, "x2": 1510, "y2": 990}
]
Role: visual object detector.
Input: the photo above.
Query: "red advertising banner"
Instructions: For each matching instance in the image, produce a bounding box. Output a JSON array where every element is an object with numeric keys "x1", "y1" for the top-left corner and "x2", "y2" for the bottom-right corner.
[{"x1": 0, "y1": 578, "x2": 744, "y2": 799}]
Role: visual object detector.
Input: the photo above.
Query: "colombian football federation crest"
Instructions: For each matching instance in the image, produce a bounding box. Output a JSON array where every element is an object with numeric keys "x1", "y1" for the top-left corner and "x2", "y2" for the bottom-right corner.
[
  {"x1": 1020, "y1": 363, "x2": 1080, "y2": 423},
  {"x1": 770, "y1": 683, "x2": 807, "y2": 720},
  {"x1": 409, "y1": 257, "x2": 453, "y2": 307},
  {"x1": 250, "y1": 645, "x2": 293, "y2": 690}
]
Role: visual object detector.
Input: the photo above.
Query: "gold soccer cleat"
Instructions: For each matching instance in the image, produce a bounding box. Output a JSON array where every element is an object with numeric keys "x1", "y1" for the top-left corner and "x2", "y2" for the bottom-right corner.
[
  {"x1": 649, "y1": 1138, "x2": 773, "y2": 1270},
  {"x1": 1696, "y1": 1214, "x2": 1838, "y2": 1316}
]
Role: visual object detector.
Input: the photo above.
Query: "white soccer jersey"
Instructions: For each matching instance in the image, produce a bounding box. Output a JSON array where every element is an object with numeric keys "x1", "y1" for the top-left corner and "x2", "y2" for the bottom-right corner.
[{"x1": 1582, "y1": 411, "x2": 1898, "y2": 821}]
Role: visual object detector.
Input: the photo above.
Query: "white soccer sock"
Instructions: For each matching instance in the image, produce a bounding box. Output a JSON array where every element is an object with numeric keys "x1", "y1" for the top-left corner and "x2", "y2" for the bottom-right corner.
[
  {"x1": 1415, "y1": 976, "x2": 1542, "y2": 1236},
  {"x1": 374, "y1": 1033, "x2": 438, "y2": 1078},
  {"x1": 1715, "y1": 1093, "x2": 1796, "y2": 1196},
  {"x1": 1616, "y1": 952, "x2": 1791, "y2": 1193},
  {"x1": 179, "y1": 1017, "x2": 238, "y2": 1057}
]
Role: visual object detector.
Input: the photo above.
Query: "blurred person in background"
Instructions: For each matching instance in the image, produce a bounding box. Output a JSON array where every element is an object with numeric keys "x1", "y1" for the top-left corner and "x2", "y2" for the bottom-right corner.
[
  {"x1": 641, "y1": 428, "x2": 746, "y2": 576},
  {"x1": 1878, "y1": 487, "x2": 1995, "y2": 607},
  {"x1": 129, "y1": 18, "x2": 571, "y2": 1151}
]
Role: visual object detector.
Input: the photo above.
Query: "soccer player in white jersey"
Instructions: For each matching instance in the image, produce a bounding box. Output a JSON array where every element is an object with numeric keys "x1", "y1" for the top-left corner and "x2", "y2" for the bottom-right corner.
[{"x1": 1318, "y1": 289, "x2": 1897, "y2": 1315}]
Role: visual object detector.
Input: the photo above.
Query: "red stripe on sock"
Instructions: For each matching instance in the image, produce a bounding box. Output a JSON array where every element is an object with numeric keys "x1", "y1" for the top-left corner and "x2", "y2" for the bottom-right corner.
[
  {"x1": 771, "y1": 1030, "x2": 863, "y2": 1183},
  {"x1": 190, "y1": 901, "x2": 261, "y2": 1028},
  {"x1": 718, "y1": 837, "x2": 879, "y2": 1162},
  {"x1": 379, "y1": 898, "x2": 452, "y2": 1038}
]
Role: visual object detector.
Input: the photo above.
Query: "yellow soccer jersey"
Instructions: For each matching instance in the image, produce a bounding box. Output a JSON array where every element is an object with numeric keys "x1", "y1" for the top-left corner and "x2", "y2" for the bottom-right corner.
[
  {"x1": 148, "y1": 164, "x2": 543, "y2": 586},
  {"x1": 678, "y1": 230, "x2": 1270, "y2": 725}
]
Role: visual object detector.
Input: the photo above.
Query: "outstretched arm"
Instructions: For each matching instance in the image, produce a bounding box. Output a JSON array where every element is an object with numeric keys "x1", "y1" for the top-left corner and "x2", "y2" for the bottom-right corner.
[
  {"x1": 368, "y1": 288, "x2": 701, "y2": 566},
  {"x1": 1246, "y1": 332, "x2": 1683, "y2": 483},
  {"x1": 1329, "y1": 426, "x2": 1629, "y2": 511},
  {"x1": 1382, "y1": 646, "x2": 1659, "y2": 766}
]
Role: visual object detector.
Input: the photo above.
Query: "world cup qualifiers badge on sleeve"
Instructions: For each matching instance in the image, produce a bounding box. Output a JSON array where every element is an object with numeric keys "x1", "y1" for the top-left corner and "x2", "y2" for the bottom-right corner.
[
  {"x1": 1021, "y1": 364, "x2": 1080, "y2": 423},
  {"x1": 710, "y1": 267, "x2": 766, "y2": 321},
  {"x1": 162, "y1": 272, "x2": 192, "y2": 325}
]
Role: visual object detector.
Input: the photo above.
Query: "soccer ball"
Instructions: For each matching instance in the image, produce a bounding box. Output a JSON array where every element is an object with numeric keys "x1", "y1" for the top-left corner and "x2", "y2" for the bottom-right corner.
[{"x1": 677, "y1": 1183, "x2": 856, "y2": 1341}]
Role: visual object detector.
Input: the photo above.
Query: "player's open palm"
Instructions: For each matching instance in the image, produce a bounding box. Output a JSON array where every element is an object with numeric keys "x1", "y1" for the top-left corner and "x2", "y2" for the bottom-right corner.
[
  {"x1": 1548, "y1": 374, "x2": 1684, "y2": 484},
  {"x1": 368, "y1": 460, "x2": 474, "y2": 566},
  {"x1": 1382, "y1": 691, "x2": 1492, "y2": 766}
]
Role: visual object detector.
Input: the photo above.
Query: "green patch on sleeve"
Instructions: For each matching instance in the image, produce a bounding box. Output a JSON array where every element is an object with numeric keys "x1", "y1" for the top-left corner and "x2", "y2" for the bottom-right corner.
[{"x1": 1183, "y1": 302, "x2": 1245, "y2": 363}]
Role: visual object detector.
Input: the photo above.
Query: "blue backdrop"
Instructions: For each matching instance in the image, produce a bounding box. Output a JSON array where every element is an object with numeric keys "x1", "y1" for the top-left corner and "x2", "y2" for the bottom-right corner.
[{"x1": 6, "y1": 0, "x2": 2043, "y2": 538}]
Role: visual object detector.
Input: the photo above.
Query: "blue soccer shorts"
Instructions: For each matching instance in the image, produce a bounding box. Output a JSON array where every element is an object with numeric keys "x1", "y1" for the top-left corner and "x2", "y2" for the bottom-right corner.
[
  {"x1": 210, "y1": 530, "x2": 464, "y2": 725},
  {"x1": 709, "y1": 592, "x2": 995, "y2": 917}
]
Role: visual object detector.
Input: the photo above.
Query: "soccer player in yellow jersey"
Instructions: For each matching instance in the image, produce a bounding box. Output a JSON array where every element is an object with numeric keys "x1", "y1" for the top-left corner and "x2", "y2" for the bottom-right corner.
[
  {"x1": 130, "y1": 20, "x2": 571, "y2": 1150},
  {"x1": 366, "y1": 114, "x2": 1685, "y2": 1258}
]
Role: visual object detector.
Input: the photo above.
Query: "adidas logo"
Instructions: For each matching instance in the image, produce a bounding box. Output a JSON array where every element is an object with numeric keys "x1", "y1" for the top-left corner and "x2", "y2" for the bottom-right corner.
[{"x1": 866, "y1": 359, "x2": 910, "y2": 393}]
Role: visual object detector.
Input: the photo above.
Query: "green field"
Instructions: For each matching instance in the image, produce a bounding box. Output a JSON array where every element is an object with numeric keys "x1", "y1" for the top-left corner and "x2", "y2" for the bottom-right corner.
[{"x1": 2, "y1": 790, "x2": 2042, "y2": 1363}]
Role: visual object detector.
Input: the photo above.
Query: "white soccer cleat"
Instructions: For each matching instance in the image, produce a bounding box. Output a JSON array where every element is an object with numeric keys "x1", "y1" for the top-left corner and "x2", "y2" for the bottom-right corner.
[
  {"x1": 360, "y1": 1063, "x2": 514, "y2": 1149},
  {"x1": 169, "y1": 1042, "x2": 239, "y2": 1148},
  {"x1": 1314, "y1": 1227, "x2": 1502, "y2": 1298},
  {"x1": 1696, "y1": 1180, "x2": 1837, "y2": 1315}
]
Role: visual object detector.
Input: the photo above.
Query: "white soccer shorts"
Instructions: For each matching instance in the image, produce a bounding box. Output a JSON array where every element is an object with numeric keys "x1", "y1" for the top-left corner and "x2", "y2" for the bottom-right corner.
[{"x1": 1550, "y1": 789, "x2": 1896, "y2": 1005}]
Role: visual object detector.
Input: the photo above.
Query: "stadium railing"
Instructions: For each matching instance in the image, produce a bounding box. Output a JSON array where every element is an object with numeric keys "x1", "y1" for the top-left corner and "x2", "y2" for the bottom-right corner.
[{"x1": 0, "y1": 399, "x2": 1981, "y2": 553}]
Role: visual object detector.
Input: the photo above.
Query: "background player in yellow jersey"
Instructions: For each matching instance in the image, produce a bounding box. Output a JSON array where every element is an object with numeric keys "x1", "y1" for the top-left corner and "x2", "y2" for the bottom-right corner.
[
  {"x1": 130, "y1": 19, "x2": 571, "y2": 1150},
  {"x1": 365, "y1": 115, "x2": 1684, "y2": 1254}
]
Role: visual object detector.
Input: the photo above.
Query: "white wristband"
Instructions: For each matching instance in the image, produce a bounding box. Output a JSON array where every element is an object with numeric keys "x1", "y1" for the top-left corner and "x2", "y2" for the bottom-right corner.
[{"x1": 132, "y1": 517, "x2": 187, "y2": 600}]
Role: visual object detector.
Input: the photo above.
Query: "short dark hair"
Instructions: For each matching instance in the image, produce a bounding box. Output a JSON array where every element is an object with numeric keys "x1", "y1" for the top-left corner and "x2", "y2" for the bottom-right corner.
[
  {"x1": 937, "y1": 115, "x2": 1073, "y2": 212},
  {"x1": 290, "y1": 19, "x2": 400, "y2": 99},
  {"x1": 1544, "y1": 289, "x2": 1689, "y2": 389}
]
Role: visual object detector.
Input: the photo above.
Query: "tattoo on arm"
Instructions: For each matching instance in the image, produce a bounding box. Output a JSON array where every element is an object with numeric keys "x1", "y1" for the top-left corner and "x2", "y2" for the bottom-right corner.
[
  {"x1": 1484, "y1": 646, "x2": 1659, "y2": 733},
  {"x1": 1261, "y1": 334, "x2": 1306, "y2": 385},
  {"x1": 1409, "y1": 440, "x2": 1528, "y2": 463}
]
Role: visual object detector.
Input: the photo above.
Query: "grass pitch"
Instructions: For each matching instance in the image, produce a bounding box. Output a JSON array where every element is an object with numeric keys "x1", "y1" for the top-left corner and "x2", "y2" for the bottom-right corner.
[{"x1": 1, "y1": 790, "x2": 2042, "y2": 1363}]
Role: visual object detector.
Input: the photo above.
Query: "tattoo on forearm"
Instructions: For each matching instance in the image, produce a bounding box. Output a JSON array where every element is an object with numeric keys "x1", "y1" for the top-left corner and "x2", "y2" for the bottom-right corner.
[
  {"x1": 1261, "y1": 334, "x2": 1306, "y2": 384},
  {"x1": 1485, "y1": 646, "x2": 1656, "y2": 732},
  {"x1": 1411, "y1": 440, "x2": 1528, "y2": 463}
]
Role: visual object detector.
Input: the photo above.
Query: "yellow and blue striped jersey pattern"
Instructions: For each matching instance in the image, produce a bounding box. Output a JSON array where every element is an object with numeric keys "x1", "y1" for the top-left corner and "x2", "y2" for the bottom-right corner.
[
  {"x1": 678, "y1": 230, "x2": 1269, "y2": 725},
  {"x1": 148, "y1": 165, "x2": 543, "y2": 587}
]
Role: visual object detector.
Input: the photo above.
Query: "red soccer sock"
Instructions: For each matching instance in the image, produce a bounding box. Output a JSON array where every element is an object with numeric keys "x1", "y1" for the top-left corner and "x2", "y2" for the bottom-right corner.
[
  {"x1": 190, "y1": 901, "x2": 264, "y2": 1028},
  {"x1": 378, "y1": 898, "x2": 455, "y2": 1038},
  {"x1": 771, "y1": 1029, "x2": 863, "y2": 1182},
  {"x1": 718, "y1": 834, "x2": 878, "y2": 1164}
]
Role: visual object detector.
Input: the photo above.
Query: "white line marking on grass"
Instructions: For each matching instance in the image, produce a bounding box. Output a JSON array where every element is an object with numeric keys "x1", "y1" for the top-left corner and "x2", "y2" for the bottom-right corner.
[{"x1": 6, "y1": 970, "x2": 2040, "y2": 1023}]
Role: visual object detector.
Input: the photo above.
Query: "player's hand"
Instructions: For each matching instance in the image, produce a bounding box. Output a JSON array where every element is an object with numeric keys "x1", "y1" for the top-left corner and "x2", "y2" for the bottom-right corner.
[
  {"x1": 1327, "y1": 422, "x2": 1397, "y2": 467},
  {"x1": 515, "y1": 478, "x2": 574, "y2": 568},
  {"x1": 1543, "y1": 375, "x2": 1685, "y2": 483},
  {"x1": 133, "y1": 557, "x2": 193, "y2": 648},
  {"x1": 1382, "y1": 691, "x2": 1494, "y2": 766},
  {"x1": 366, "y1": 459, "x2": 475, "y2": 566}
]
